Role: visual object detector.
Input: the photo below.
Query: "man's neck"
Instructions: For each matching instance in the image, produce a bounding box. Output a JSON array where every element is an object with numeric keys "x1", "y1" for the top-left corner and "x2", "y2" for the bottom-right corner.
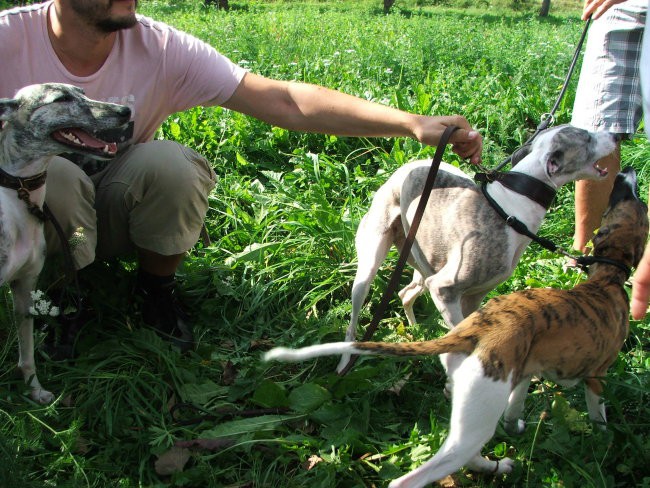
[{"x1": 47, "y1": 2, "x2": 117, "y2": 77}]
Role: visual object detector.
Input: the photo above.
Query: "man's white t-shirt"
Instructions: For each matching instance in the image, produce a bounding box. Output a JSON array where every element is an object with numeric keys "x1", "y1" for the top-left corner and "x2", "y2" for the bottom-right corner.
[{"x1": 0, "y1": 1, "x2": 246, "y2": 166}]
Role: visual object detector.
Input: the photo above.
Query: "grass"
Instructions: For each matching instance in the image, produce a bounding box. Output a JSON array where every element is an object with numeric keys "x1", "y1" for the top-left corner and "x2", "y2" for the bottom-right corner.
[{"x1": 1, "y1": 0, "x2": 649, "y2": 487}]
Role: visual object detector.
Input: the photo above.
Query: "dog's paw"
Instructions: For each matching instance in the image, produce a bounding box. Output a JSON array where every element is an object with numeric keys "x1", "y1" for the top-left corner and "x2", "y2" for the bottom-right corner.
[
  {"x1": 503, "y1": 418, "x2": 525, "y2": 435},
  {"x1": 31, "y1": 387, "x2": 54, "y2": 404},
  {"x1": 496, "y1": 457, "x2": 515, "y2": 474}
]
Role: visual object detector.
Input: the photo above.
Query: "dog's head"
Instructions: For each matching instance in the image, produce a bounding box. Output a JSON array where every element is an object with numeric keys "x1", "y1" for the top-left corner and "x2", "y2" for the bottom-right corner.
[
  {"x1": 509, "y1": 125, "x2": 616, "y2": 187},
  {"x1": 591, "y1": 167, "x2": 649, "y2": 270},
  {"x1": 0, "y1": 83, "x2": 131, "y2": 167}
]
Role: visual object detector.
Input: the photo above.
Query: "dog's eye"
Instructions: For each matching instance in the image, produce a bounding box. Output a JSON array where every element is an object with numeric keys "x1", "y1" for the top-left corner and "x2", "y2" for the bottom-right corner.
[{"x1": 54, "y1": 94, "x2": 74, "y2": 103}]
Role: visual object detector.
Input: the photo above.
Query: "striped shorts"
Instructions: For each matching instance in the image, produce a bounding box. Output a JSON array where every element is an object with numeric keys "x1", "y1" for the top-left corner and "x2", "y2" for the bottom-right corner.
[{"x1": 571, "y1": 0, "x2": 647, "y2": 135}]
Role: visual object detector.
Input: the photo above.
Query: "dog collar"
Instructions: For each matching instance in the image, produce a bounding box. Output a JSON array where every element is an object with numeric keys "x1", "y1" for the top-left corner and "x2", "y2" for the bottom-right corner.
[
  {"x1": 475, "y1": 172, "x2": 556, "y2": 209},
  {"x1": 576, "y1": 255, "x2": 632, "y2": 279},
  {"x1": 0, "y1": 166, "x2": 47, "y2": 192},
  {"x1": 0, "y1": 166, "x2": 49, "y2": 221}
]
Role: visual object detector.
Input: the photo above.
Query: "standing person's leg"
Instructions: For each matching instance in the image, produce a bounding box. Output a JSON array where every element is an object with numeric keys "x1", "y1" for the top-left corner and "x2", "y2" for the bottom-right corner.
[
  {"x1": 631, "y1": 0, "x2": 650, "y2": 320},
  {"x1": 92, "y1": 140, "x2": 216, "y2": 351},
  {"x1": 571, "y1": 0, "x2": 646, "y2": 253}
]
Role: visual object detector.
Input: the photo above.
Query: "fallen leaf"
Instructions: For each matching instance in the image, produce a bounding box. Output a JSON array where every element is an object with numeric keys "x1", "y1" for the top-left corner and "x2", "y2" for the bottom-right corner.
[
  {"x1": 73, "y1": 436, "x2": 91, "y2": 455},
  {"x1": 175, "y1": 438, "x2": 235, "y2": 451},
  {"x1": 222, "y1": 360, "x2": 238, "y2": 385},
  {"x1": 250, "y1": 339, "x2": 274, "y2": 350},
  {"x1": 436, "y1": 474, "x2": 461, "y2": 487},
  {"x1": 154, "y1": 446, "x2": 191, "y2": 476}
]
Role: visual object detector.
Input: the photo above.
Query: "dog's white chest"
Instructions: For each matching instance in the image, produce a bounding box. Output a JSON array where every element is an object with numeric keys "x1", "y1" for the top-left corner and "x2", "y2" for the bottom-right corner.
[{"x1": 0, "y1": 198, "x2": 45, "y2": 283}]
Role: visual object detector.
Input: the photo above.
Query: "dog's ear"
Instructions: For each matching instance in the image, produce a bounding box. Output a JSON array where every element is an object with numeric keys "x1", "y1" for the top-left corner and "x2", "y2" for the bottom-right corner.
[
  {"x1": 510, "y1": 142, "x2": 532, "y2": 166},
  {"x1": 0, "y1": 98, "x2": 20, "y2": 121},
  {"x1": 591, "y1": 226, "x2": 609, "y2": 246},
  {"x1": 546, "y1": 154, "x2": 560, "y2": 176}
]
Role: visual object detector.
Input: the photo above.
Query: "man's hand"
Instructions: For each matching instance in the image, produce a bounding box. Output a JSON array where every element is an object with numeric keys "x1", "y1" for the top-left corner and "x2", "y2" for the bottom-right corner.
[
  {"x1": 581, "y1": 0, "x2": 627, "y2": 20},
  {"x1": 413, "y1": 114, "x2": 483, "y2": 165}
]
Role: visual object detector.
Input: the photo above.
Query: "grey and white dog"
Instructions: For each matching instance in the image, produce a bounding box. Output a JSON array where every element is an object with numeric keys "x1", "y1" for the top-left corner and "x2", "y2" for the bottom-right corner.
[
  {"x1": 338, "y1": 125, "x2": 617, "y2": 372},
  {"x1": 0, "y1": 83, "x2": 131, "y2": 403}
]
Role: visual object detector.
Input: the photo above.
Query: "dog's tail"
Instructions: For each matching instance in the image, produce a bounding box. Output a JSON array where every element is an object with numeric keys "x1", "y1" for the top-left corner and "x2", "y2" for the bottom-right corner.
[{"x1": 264, "y1": 335, "x2": 475, "y2": 363}]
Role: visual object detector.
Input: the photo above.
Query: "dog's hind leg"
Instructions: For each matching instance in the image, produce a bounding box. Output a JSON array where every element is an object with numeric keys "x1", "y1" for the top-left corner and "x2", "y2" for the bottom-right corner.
[
  {"x1": 423, "y1": 272, "x2": 465, "y2": 329},
  {"x1": 12, "y1": 276, "x2": 54, "y2": 404},
  {"x1": 398, "y1": 269, "x2": 425, "y2": 326},
  {"x1": 337, "y1": 213, "x2": 395, "y2": 373},
  {"x1": 467, "y1": 454, "x2": 515, "y2": 474},
  {"x1": 585, "y1": 378, "x2": 606, "y2": 430},
  {"x1": 503, "y1": 376, "x2": 531, "y2": 434},
  {"x1": 389, "y1": 355, "x2": 513, "y2": 488}
]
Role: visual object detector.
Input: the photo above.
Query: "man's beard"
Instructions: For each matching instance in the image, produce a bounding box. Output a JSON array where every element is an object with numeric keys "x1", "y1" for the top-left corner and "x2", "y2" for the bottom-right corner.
[{"x1": 70, "y1": 0, "x2": 138, "y2": 33}]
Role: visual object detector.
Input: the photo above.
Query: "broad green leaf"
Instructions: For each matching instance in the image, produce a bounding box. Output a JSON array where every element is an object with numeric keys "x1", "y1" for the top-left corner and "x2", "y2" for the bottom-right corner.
[
  {"x1": 201, "y1": 415, "x2": 288, "y2": 439},
  {"x1": 251, "y1": 380, "x2": 289, "y2": 408},
  {"x1": 178, "y1": 380, "x2": 223, "y2": 404},
  {"x1": 224, "y1": 242, "x2": 282, "y2": 265},
  {"x1": 289, "y1": 383, "x2": 331, "y2": 413}
]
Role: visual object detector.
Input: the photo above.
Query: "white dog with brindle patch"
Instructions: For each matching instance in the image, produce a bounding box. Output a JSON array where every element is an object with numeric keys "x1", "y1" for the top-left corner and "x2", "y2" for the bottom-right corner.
[
  {"x1": 0, "y1": 83, "x2": 131, "y2": 403},
  {"x1": 337, "y1": 125, "x2": 617, "y2": 373},
  {"x1": 266, "y1": 167, "x2": 648, "y2": 488}
]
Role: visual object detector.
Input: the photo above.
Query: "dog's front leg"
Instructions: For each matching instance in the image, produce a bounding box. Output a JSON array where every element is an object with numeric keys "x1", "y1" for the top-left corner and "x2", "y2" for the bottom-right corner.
[{"x1": 12, "y1": 277, "x2": 54, "y2": 404}]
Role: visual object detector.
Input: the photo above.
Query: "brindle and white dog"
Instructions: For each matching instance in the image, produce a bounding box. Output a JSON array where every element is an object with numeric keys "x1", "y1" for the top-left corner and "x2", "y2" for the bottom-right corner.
[
  {"x1": 265, "y1": 167, "x2": 648, "y2": 488},
  {"x1": 338, "y1": 125, "x2": 616, "y2": 373},
  {"x1": 0, "y1": 83, "x2": 131, "y2": 403}
]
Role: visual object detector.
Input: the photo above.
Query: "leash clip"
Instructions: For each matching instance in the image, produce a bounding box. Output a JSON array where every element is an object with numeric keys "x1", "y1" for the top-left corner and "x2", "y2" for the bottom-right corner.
[
  {"x1": 17, "y1": 187, "x2": 30, "y2": 201},
  {"x1": 539, "y1": 112, "x2": 555, "y2": 128},
  {"x1": 474, "y1": 171, "x2": 498, "y2": 183}
]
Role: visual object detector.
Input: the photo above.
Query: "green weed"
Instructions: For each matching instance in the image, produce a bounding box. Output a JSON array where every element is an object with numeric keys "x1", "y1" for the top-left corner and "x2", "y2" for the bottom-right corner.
[{"x1": 1, "y1": 1, "x2": 648, "y2": 487}]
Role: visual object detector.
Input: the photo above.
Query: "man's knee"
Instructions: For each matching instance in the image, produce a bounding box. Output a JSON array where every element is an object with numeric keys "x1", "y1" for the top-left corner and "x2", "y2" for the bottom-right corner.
[
  {"x1": 127, "y1": 140, "x2": 216, "y2": 193},
  {"x1": 44, "y1": 157, "x2": 97, "y2": 269},
  {"x1": 95, "y1": 141, "x2": 215, "y2": 258}
]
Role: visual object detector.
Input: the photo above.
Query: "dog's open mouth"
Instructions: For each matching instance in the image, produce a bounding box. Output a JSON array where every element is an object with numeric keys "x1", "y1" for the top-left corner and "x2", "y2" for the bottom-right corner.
[
  {"x1": 594, "y1": 162, "x2": 608, "y2": 177},
  {"x1": 52, "y1": 128, "x2": 118, "y2": 157}
]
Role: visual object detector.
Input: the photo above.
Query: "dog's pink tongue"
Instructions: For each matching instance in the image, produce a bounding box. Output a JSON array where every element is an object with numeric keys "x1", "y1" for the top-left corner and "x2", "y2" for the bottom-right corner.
[
  {"x1": 72, "y1": 128, "x2": 117, "y2": 153},
  {"x1": 54, "y1": 128, "x2": 118, "y2": 155}
]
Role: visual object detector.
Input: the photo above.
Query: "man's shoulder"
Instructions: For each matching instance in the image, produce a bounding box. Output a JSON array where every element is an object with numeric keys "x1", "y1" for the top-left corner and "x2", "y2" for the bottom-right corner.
[
  {"x1": 134, "y1": 13, "x2": 176, "y2": 36},
  {"x1": 131, "y1": 13, "x2": 206, "y2": 50},
  {"x1": 0, "y1": 1, "x2": 48, "y2": 21}
]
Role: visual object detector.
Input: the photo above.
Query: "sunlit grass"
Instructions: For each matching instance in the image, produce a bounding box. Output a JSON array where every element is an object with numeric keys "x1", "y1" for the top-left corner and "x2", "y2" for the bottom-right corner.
[{"x1": 1, "y1": 0, "x2": 648, "y2": 486}]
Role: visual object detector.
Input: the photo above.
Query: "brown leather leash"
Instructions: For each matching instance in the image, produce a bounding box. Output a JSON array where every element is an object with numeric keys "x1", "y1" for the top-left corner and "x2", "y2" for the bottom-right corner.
[{"x1": 338, "y1": 125, "x2": 459, "y2": 376}]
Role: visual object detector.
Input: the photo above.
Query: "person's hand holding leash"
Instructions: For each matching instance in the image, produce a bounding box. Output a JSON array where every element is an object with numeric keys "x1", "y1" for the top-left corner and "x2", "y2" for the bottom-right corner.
[
  {"x1": 581, "y1": 0, "x2": 627, "y2": 20},
  {"x1": 412, "y1": 114, "x2": 483, "y2": 165}
]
